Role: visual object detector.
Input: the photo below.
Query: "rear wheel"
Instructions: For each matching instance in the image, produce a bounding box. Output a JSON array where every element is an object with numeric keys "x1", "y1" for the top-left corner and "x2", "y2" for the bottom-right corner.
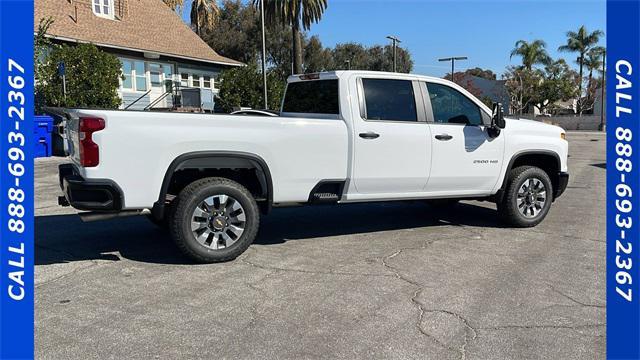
[
  {"x1": 498, "y1": 166, "x2": 552, "y2": 227},
  {"x1": 169, "y1": 177, "x2": 259, "y2": 263}
]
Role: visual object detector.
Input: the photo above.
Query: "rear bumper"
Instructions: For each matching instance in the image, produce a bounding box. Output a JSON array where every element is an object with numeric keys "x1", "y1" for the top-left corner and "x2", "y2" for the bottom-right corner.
[
  {"x1": 554, "y1": 172, "x2": 569, "y2": 199},
  {"x1": 58, "y1": 164, "x2": 123, "y2": 211}
]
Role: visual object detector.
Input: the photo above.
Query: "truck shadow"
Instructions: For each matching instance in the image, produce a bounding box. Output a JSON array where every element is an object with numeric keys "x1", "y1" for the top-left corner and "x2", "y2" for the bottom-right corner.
[{"x1": 35, "y1": 201, "x2": 504, "y2": 266}]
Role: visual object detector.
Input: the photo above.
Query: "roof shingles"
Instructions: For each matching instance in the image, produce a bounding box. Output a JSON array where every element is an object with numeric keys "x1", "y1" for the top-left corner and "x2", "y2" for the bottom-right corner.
[{"x1": 35, "y1": 0, "x2": 242, "y2": 66}]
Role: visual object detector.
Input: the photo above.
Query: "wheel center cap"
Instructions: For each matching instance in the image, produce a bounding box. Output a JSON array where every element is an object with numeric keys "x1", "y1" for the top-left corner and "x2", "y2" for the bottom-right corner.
[
  {"x1": 526, "y1": 193, "x2": 534, "y2": 205},
  {"x1": 210, "y1": 216, "x2": 227, "y2": 231}
]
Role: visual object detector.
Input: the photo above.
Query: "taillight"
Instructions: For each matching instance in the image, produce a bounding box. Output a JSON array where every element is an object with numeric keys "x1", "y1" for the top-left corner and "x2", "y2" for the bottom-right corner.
[{"x1": 79, "y1": 117, "x2": 105, "y2": 167}]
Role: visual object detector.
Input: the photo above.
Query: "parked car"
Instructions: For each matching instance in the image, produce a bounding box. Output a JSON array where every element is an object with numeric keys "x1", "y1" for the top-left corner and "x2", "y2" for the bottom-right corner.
[{"x1": 56, "y1": 71, "x2": 569, "y2": 263}]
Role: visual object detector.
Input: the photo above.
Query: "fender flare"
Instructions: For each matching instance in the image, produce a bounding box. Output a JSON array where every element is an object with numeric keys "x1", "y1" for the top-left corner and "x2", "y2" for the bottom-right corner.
[
  {"x1": 496, "y1": 150, "x2": 561, "y2": 201},
  {"x1": 152, "y1": 151, "x2": 273, "y2": 219}
]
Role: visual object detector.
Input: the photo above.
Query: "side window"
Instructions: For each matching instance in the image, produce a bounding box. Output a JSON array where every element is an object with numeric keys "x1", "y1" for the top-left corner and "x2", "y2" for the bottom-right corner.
[
  {"x1": 426, "y1": 83, "x2": 483, "y2": 126},
  {"x1": 121, "y1": 60, "x2": 133, "y2": 90},
  {"x1": 362, "y1": 79, "x2": 417, "y2": 122}
]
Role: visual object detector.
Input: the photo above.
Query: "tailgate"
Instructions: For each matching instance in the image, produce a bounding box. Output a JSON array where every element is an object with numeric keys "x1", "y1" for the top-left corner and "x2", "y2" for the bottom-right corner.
[{"x1": 44, "y1": 107, "x2": 80, "y2": 162}]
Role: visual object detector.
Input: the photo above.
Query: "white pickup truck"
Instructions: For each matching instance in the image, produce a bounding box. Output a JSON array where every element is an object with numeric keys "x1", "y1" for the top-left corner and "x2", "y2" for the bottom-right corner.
[{"x1": 57, "y1": 71, "x2": 569, "y2": 263}]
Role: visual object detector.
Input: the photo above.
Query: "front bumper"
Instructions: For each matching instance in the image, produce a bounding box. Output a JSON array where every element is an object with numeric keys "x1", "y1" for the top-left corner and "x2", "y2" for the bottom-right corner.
[
  {"x1": 58, "y1": 164, "x2": 123, "y2": 211},
  {"x1": 554, "y1": 172, "x2": 569, "y2": 199}
]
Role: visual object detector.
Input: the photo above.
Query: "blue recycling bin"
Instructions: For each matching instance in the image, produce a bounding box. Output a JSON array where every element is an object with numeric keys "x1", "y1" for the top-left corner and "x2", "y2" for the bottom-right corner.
[{"x1": 34, "y1": 115, "x2": 54, "y2": 158}]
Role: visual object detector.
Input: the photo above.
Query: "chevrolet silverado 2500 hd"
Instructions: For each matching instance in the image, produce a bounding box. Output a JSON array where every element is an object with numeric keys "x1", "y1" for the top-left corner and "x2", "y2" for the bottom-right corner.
[{"x1": 57, "y1": 71, "x2": 569, "y2": 263}]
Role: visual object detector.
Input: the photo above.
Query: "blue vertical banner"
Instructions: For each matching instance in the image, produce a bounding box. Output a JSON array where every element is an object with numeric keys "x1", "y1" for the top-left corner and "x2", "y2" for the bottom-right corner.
[
  {"x1": 607, "y1": 0, "x2": 640, "y2": 359},
  {"x1": 0, "y1": 0, "x2": 35, "y2": 359}
]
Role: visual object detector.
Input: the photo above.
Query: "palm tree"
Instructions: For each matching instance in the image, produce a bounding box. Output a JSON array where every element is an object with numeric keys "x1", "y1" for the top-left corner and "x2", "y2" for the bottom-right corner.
[
  {"x1": 510, "y1": 40, "x2": 551, "y2": 70},
  {"x1": 163, "y1": 0, "x2": 183, "y2": 11},
  {"x1": 259, "y1": 0, "x2": 328, "y2": 75},
  {"x1": 162, "y1": 0, "x2": 218, "y2": 37},
  {"x1": 584, "y1": 47, "x2": 604, "y2": 86},
  {"x1": 191, "y1": 0, "x2": 219, "y2": 36},
  {"x1": 558, "y1": 26, "x2": 604, "y2": 113}
]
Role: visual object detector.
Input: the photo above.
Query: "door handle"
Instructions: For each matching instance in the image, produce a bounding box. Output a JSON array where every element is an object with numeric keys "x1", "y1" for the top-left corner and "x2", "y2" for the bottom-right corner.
[
  {"x1": 359, "y1": 132, "x2": 380, "y2": 139},
  {"x1": 435, "y1": 134, "x2": 453, "y2": 141}
]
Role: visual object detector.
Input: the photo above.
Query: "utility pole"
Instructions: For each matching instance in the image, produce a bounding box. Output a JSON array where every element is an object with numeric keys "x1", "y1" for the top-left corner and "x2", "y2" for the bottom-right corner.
[
  {"x1": 599, "y1": 50, "x2": 606, "y2": 131},
  {"x1": 438, "y1": 56, "x2": 468, "y2": 82},
  {"x1": 386, "y1": 35, "x2": 401, "y2": 72},
  {"x1": 260, "y1": 0, "x2": 268, "y2": 109}
]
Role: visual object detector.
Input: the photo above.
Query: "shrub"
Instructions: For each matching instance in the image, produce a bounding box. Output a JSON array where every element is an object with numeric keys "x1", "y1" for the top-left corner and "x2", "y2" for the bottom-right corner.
[
  {"x1": 36, "y1": 43, "x2": 123, "y2": 109},
  {"x1": 217, "y1": 63, "x2": 285, "y2": 112}
]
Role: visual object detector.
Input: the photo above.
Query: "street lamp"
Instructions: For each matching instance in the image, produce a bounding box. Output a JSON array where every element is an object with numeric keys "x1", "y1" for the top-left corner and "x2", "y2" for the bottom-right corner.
[
  {"x1": 260, "y1": 0, "x2": 268, "y2": 110},
  {"x1": 438, "y1": 56, "x2": 468, "y2": 82},
  {"x1": 386, "y1": 35, "x2": 401, "y2": 72}
]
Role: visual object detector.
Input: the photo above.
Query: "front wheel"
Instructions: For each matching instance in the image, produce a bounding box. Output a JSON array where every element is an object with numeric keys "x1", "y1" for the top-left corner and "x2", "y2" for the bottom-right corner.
[
  {"x1": 169, "y1": 177, "x2": 260, "y2": 263},
  {"x1": 498, "y1": 166, "x2": 553, "y2": 227}
]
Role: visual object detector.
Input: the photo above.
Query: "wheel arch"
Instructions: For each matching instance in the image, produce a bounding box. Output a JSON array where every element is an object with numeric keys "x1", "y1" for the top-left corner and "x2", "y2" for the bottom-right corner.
[
  {"x1": 152, "y1": 151, "x2": 273, "y2": 219},
  {"x1": 496, "y1": 150, "x2": 562, "y2": 202}
]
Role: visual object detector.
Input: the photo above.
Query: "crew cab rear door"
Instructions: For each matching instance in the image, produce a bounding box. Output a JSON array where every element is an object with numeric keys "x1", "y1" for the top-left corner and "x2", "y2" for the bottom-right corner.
[
  {"x1": 350, "y1": 77, "x2": 432, "y2": 195},
  {"x1": 422, "y1": 81, "x2": 505, "y2": 194}
]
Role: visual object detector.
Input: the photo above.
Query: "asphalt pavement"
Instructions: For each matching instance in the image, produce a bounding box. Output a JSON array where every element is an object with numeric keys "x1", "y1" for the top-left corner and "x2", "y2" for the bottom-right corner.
[{"x1": 34, "y1": 132, "x2": 606, "y2": 359}]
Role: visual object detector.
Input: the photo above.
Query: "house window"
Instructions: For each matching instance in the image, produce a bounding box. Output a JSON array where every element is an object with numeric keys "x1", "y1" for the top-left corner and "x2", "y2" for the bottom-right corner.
[
  {"x1": 121, "y1": 60, "x2": 133, "y2": 90},
  {"x1": 92, "y1": 0, "x2": 114, "y2": 18},
  {"x1": 203, "y1": 76, "x2": 211, "y2": 89},
  {"x1": 180, "y1": 73, "x2": 189, "y2": 87},
  {"x1": 149, "y1": 63, "x2": 162, "y2": 87},
  {"x1": 193, "y1": 76, "x2": 203, "y2": 88},
  {"x1": 134, "y1": 61, "x2": 147, "y2": 92}
]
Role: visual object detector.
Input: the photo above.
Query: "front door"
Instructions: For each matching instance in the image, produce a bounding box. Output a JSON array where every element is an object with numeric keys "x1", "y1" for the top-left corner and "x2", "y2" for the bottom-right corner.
[
  {"x1": 424, "y1": 82, "x2": 505, "y2": 194},
  {"x1": 351, "y1": 78, "x2": 432, "y2": 195}
]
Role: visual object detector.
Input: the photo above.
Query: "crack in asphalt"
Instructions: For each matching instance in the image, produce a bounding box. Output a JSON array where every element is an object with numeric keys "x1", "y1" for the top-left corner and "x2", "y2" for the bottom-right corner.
[
  {"x1": 479, "y1": 323, "x2": 605, "y2": 331},
  {"x1": 239, "y1": 248, "x2": 395, "y2": 278},
  {"x1": 240, "y1": 268, "x2": 279, "y2": 330},
  {"x1": 380, "y1": 241, "x2": 478, "y2": 360},
  {"x1": 34, "y1": 244, "x2": 106, "y2": 289},
  {"x1": 548, "y1": 284, "x2": 605, "y2": 308}
]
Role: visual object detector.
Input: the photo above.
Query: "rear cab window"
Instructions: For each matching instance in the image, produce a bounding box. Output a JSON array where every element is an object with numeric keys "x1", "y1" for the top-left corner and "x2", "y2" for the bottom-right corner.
[{"x1": 281, "y1": 79, "x2": 340, "y2": 116}]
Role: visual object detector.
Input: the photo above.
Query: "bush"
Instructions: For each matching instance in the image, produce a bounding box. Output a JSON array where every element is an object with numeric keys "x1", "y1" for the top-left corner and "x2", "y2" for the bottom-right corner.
[
  {"x1": 36, "y1": 43, "x2": 123, "y2": 109},
  {"x1": 217, "y1": 63, "x2": 285, "y2": 112}
]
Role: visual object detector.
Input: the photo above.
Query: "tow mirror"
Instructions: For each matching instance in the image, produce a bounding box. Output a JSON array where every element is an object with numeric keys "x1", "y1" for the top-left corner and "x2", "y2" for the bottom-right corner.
[{"x1": 491, "y1": 103, "x2": 505, "y2": 129}]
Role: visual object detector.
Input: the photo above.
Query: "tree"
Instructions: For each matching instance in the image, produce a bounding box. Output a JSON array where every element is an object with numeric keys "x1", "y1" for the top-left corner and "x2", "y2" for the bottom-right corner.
[
  {"x1": 202, "y1": 0, "x2": 260, "y2": 64},
  {"x1": 534, "y1": 59, "x2": 578, "y2": 114},
  {"x1": 583, "y1": 46, "x2": 605, "y2": 106},
  {"x1": 464, "y1": 67, "x2": 496, "y2": 80},
  {"x1": 191, "y1": 0, "x2": 220, "y2": 36},
  {"x1": 260, "y1": 0, "x2": 328, "y2": 74},
  {"x1": 36, "y1": 43, "x2": 123, "y2": 109},
  {"x1": 503, "y1": 66, "x2": 543, "y2": 115},
  {"x1": 163, "y1": 0, "x2": 184, "y2": 11},
  {"x1": 217, "y1": 62, "x2": 285, "y2": 111},
  {"x1": 510, "y1": 40, "x2": 551, "y2": 70},
  {"x1": 35, "y1": 17, "x2": 55, "y2": 113},
  {"x1": 558, "y1": 25, "x2": 604, "y2": 113},
  {"x1": 331, "y1": 43, "x2": 369, "y2": 70},
  {"x1": 304, "y1": 35, "x2": 333, "y2": 72}
]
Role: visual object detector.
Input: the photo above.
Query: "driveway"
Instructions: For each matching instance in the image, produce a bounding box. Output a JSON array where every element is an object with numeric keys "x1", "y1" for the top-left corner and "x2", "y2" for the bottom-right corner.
[{"x1": 35, "y1": 132, "x2": 605, "y2": 359}]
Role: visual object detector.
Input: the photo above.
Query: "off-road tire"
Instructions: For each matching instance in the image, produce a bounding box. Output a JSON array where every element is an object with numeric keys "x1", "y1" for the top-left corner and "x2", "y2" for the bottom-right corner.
[
  {"x1": 169, "y1": 177, "x2": 260, "y2": 263},
  {"x1": 498, "y1": 166, "x2": 553, "y2": 227}
]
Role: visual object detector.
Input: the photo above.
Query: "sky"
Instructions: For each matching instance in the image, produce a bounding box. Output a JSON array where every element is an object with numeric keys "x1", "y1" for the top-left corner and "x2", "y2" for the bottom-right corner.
[{"x1": 184, "y1": 0, "x2": 606, "y2": 78}]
